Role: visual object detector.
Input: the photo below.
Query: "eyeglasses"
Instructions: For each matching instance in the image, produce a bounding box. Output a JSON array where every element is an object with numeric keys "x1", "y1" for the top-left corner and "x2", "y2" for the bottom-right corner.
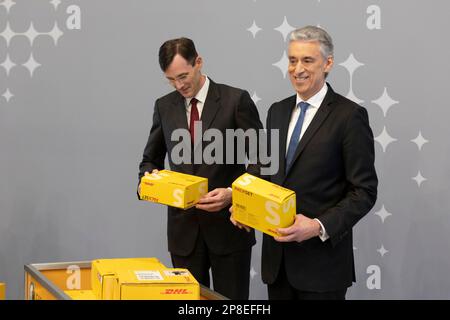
[{"x1": 167, "y1": 73, "x2": 190, "y2": 86}]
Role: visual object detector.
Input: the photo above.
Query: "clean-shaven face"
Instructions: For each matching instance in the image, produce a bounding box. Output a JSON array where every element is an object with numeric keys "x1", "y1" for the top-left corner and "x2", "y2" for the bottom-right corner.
[
  {"x1": 288, "y1": 40, "x2": 333, "y2": 100},
  {"x1": 164, "y1": 54, "x2": 205, "y2": 98}
]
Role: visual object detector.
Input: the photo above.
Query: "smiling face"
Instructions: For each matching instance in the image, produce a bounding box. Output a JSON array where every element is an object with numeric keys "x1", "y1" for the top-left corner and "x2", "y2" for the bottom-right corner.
[
  {"x1": 288, "y1": 40, "x2": 334, "y2": 100},
  {"x1": 164, "y1": 54, "x2": 205, "y2": 98}
]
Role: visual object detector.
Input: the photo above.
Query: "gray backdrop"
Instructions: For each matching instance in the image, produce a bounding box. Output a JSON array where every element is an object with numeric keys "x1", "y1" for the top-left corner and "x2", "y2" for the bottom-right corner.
[{"x1": 1, "y1": 0, "x2": 449, "y2": 300}]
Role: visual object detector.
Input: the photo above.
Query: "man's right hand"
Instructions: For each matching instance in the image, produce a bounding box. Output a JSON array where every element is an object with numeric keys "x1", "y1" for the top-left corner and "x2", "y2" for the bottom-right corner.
[
  {"x1": 138, "y1": 170, "x2": 159, "y2": 196},
  {"x1": 229, "y1": 206, "x2": 252, "y2": 232}
]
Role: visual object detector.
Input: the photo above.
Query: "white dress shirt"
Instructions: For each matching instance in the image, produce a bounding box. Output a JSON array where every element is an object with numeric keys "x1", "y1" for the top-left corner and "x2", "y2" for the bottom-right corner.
[
  {"x1": 285, "y1": 83, "x2": 328, "y2": 152},
  {"x1": 186, "y1": 75, "x2": 210, "y2": 128},
  {"x1": 285, "y1": 83, "x2": 330, "y2": 242}
]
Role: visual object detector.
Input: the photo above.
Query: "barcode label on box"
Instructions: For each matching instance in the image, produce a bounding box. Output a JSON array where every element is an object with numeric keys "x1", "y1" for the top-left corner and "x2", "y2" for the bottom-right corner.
[{"x1": 134, "y1": 271, "x2": 163, "y2": 281}]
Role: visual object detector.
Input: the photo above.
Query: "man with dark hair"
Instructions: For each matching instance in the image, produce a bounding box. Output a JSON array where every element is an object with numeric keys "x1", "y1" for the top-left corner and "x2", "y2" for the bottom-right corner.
[
  {"x1": 138, "y1": 37, "x2": 263, "y2": 299},
  {"x1": 232, "y1": 26, "x2": 378, "y2": 300}
]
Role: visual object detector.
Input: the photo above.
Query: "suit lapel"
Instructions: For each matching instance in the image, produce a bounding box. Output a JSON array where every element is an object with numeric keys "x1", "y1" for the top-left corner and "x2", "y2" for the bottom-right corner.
[
  {"x1": 171, "y1": 93, "x2": 189, "y2": 132},
  {"x1": 274, "y1": 96, "x2": 296, "y2": 185},
  {"x1": 171, "y1": 92, "x2": 194, "y2": 174},
  {"x1": 283, "y1": 84, "x2": 337, "y2": 180},
  {"x1": 201, "y1": 80, "x2": 221, "y2": 132},
  {"x1": 193, "y1": 80, "x2": 221, "y2": 152}
]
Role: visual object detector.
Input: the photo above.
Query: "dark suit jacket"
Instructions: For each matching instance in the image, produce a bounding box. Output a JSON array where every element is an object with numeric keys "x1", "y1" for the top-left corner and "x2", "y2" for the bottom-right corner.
[
  {"x1": 262, "y1": 83, "x2": 378, "y2": 292},
  {"x1": 139, "y1": 79, "x2": 263, "y2": 256}
]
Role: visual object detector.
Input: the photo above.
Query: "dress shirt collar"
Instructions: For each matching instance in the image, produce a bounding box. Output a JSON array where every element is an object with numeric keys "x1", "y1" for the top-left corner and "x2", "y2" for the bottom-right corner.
[
  {"x1": 295, "y1": 82, "x2": 328, "y2": 110},
  {"x1": 186, "y1": 75, "x2": 209, "y2": 107}
]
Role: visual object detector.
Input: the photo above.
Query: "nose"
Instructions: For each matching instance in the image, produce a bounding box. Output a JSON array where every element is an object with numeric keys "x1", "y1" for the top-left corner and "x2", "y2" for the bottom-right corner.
[
  {"x1": 174, "y1": 81, "x2": 184, "y2": 90},
  {"x1": 294, "y1": 61, "x2": 305, "y2": 75}
]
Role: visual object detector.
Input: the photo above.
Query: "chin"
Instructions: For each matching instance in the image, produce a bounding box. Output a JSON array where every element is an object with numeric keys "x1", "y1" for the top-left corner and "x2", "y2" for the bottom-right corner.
[{"x1": 295, "y1": 86, "x2": 309, "y2": 94}]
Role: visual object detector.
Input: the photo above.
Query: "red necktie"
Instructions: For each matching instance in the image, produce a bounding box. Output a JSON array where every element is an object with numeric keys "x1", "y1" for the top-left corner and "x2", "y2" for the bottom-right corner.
[{"x1": 189, "y1": 98, "x2": 199, "y2": 143}]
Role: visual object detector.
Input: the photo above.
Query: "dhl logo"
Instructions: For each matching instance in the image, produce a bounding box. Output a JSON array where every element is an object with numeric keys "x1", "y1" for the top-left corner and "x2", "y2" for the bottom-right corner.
[
  {"x1": 162, "y1": 288, "x2": 191, "y2": 294},
  {"x1": 142, "y1": 195, "x2": 159, "y2": 202}
]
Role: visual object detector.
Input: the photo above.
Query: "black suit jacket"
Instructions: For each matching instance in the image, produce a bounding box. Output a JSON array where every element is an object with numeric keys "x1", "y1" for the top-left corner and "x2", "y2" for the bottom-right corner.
[
  {"x1": 262, "y1": 83, "x2": 378, "y2": 292},
  {"x1": 139, "y1": 79, "x2": 263, "y2": 256}
]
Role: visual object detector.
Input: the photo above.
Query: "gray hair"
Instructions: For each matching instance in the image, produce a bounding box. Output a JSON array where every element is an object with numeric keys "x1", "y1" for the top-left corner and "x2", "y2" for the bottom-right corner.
[{"x1": 289, "y1": 26, "x2": 334, "y2": 59}]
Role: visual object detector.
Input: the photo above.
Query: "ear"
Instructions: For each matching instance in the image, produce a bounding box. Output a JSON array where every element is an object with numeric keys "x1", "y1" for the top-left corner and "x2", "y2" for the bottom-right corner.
[
  {"x1": 195, "y1": 56, "x2": 203, "y2": 68},
  {"x1": 324, "y1": 55, "x2": 334, "y2": 73}
]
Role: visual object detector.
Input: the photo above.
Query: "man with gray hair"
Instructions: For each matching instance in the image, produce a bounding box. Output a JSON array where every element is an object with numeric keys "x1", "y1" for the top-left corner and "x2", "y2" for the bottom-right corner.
[{"x1": 233, "y1": 25, "x2": 378, "y2": 299}]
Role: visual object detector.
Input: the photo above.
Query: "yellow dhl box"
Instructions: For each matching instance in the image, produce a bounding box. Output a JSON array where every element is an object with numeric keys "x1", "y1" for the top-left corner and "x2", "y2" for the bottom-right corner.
[
  {"x1": 232, "y1": 173, "x2": 296, "y2": 237},
  {"x1": 64, "y1": 290, "x2": 97, "y2": 300},
  {"x1": 92, "y1": 257, "x2": 166, "y2": 299},
  {"x1": 140, "y1": 170, "x2": 208, "y2": 209},
  {"x1": 91, "y1": 257, "x2": 200, "y2": 300},
  {"x1": 0, "y1": 283, "x2": 5, "y2": 300}
]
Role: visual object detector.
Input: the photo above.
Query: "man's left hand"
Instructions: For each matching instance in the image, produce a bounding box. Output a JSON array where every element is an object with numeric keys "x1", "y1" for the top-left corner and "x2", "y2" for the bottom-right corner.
[
  {"x1": 274, "y1": 214, "x2": 321, "y2": 243},
  {"x1": 195, "y1": 188, "x2": 232, "y2": 212}
]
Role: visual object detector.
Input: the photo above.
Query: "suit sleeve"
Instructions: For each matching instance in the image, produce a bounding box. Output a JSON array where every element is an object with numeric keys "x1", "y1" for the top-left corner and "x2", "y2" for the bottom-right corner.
[
  {"x1": 318, "y1": 106, "x2": 378, "y2": 247},
  {"x1": 234, "y1": 90, "x2": 264, "y2": 177},
  {"x1": 137, "y1": 100, "x2": 167, "y2": 194}
]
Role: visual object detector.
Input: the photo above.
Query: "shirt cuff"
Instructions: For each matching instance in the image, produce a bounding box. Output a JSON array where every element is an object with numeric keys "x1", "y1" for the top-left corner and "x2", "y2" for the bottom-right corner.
[{"x1": 314, "y1": 218, "x2": 329, "y2": 242}]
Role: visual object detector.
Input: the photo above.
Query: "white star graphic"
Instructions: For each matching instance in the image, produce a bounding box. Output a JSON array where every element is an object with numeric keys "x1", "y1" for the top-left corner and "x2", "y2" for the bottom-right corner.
[
  {"x1": 377, "y1": 245, "x2": 388, "y2": 257},
  {"x1": 339, "y1": 53, "x2": 364, "y2": 76},
  {"x1": 47, "y1": 22, "x2": 64, "y2": 46},
  {"x1": 346, "y1": 88, "x2": 364, "y2": 105},
  {"x1": 372, "y1": 87, "x2": 399, "y2": 117},
  {"x1": 0, "y1": 22, "x2": 17, "y2": 47},
  {"x1": 250, "y1": 267, "x2": 257, "y2": 279},
  {"x1": 22, "y1": 22, "x2": 42, "y2": 46},
  {"x1": 374, "y1": 205, "x2": 392, "y2": 223},
  {"x1": 247, "y1": 20, "x2": 262, "y2": 39},
  {"x1": 412, "y1": 171, "x2": 427, "y2": 187},
  {"x1": 339, "y1": 54, "x2": 365, "y2": 104},
  {"x1": 2, "y1": 88, "x2": 14, "y2": 102},
  {"x1": 411, "y1": 131, "x2": 429, "y2": 151},
  {"x1": 50, "y1": 0, "x2": 61, "y2": 10},
  {"x1": 274, "y1": 16, "x2": 295, "y2": 42},
  {"x1": 272, "y1": 51, "x2": 289, "y2": 78},
  {"x1": 353, "y1": 246, "x2": 357, "y2": 251},
  {"x1": 251, "y1": 92, "x2": 261, "y2": 105},
  {"x1": 375, "y1": 126, "x2": 397, "y2": 152},
  {"x1": 23, "y1": 53, "x2": 42, "y2": 77},
  {"x1": 1, "y1": 54, "x2": 16, "y2": 76},
  {"x1": 0, "y1": 0, "x2": 16, "y2": 13}
]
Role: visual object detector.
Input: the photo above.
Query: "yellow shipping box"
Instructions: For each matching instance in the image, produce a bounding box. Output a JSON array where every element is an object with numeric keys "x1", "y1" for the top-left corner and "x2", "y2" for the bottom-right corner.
[
  {"x1": 232, "y1": 173, "x2": 296, "y2": 237},
  {"x1": 0, "y1": 283, "x2": 5, "y2": 300},
  {"x1": 64, "y1": 290, "x2": 97, "y2": 300},
  {"x1": 140, "y1": 170, "x2": 208, "y2": 209},
  {"x1": 92, "y1": 257, "x2": 165, "y2": 299},
  {"x1": 117, "y1": 268, "x2": 199, "y2": 300},
  {"x1": 91, "y1": 258, "x2": 199, "y2": 300}
]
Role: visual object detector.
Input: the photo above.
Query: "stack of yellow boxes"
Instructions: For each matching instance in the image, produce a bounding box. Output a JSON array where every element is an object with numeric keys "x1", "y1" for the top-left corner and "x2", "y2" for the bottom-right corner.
[
  {"x1": 232, "y1": 173, "x2": 296, "y2": 237},
  {"x1": 140, "y1": 170, "x2": 208, "y2": 209},
  {"x1": 65, "y1": 257, "x2": 200, "y2": 300}
]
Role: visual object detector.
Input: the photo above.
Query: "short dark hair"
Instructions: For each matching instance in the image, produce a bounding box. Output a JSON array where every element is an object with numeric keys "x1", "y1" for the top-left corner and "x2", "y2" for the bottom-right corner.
[{"x1": 158, "y1": 37, "x2": 198, "y2": 71}]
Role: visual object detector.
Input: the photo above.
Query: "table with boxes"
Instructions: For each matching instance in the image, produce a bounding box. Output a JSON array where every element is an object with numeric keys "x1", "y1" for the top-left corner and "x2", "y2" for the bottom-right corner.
[{"x1": 24, "y1": 258, "x2": 227, "y2": 300}]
